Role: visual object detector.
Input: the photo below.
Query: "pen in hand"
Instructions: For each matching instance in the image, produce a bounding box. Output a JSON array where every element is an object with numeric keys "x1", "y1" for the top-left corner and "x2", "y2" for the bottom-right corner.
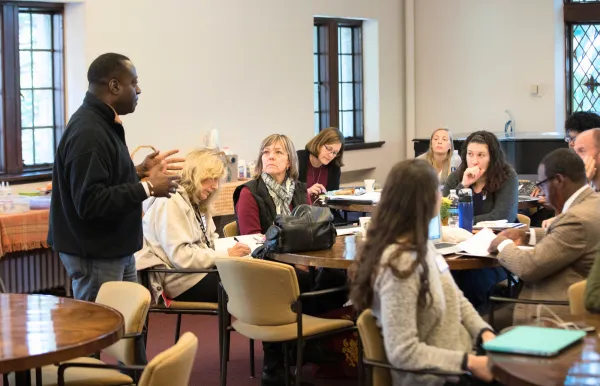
[{"x1": 234, "y1": 237, "x2": 240, "y2": 242}]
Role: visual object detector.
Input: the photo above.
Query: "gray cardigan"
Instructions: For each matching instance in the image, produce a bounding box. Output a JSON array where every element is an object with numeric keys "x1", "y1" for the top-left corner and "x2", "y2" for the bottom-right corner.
[
  {"x1": 442, "y1": 167, "x2": 519, "y2": 223},
  {"x1": 372, "y1": 242, "x2": 491, "y2": 386}
]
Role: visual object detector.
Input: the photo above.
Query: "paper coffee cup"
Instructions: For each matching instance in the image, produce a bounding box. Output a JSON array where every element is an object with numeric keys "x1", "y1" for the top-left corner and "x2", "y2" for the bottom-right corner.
[
  {"x1": 365, "y1": 179, "x2": 375, "y2": 193},
  {"x1": 359, "y1": 216, "x2": 372, "y2": 237}
]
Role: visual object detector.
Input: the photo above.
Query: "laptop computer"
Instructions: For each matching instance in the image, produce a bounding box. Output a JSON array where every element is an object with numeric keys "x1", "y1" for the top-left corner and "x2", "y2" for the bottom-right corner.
[
  {"x1": 429, "y1": 215, "x2": 461, "y2": 255},
  {"x1": 482, "y1": 325, "x2": 586, "y2": 357}
]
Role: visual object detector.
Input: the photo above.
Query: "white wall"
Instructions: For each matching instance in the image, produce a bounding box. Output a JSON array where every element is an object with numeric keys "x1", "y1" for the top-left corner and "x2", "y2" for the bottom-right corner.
[
  {"x1": 412, "y1": 0, "x2": 564, "y2": 139},
  {"x1": 56, "y1": 0, "x2": 405, "y2": 187}
]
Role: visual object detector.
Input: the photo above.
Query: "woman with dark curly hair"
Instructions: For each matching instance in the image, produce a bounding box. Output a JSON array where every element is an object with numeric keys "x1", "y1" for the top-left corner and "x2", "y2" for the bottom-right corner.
[
  {"x1": 443, "y1": 131, "x2": 518, "y2": 312},
  {"x1": 443, "y1": 130, "x2": 518, "y2": 224},
  {"x1": 350, "y1": 159, "x2": 496, "y2": 386}
]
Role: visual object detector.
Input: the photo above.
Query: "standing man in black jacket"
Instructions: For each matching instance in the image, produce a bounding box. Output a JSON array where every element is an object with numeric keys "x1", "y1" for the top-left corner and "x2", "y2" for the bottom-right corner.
[{"x1": 48, "y1": 53, "x2": 181, "y2": 302}]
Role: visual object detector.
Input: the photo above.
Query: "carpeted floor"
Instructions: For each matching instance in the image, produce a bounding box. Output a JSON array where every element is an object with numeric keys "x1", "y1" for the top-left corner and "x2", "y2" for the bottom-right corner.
[{"x1": 133, "y1": 313, "x2": 357, "y2": 385}]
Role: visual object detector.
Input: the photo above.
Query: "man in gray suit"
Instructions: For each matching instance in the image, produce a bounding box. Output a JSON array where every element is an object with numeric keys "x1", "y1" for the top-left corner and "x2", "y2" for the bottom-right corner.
[{"x1": 488, "y1": 148, "x2": 600, "y2": 324}]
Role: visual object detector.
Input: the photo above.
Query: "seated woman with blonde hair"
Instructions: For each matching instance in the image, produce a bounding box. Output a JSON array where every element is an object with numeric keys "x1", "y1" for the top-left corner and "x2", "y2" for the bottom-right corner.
[
  {"x1": 136, "y1": 149, "x2": 250, "y2": 304},
  {"x1": 417, "y1": 127, "x2": 454, "y2": 184}
]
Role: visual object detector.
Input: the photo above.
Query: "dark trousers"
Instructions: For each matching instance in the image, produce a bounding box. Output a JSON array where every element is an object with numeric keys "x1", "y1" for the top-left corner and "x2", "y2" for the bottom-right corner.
[
  {"x1": 173, "y1": 272, "x2": 220, "y2": 302},
  {"x1": 528, "y1": 207, "x2": 555, "y2": 228},
  {"x1": 452, "y1": 267, "x2": 507, "y2": 313}
]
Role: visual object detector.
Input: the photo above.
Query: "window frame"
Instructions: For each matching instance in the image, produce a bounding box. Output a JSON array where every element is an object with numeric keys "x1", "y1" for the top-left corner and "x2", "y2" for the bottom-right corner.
[
  {"x1": 0, "y1": 1, "x2": 64, "y2": 183},
  {"x1": 314, "y1": 17, "x2": 364, "y2": 144},
  {"x1": 564, "y1": 0, "x2": 600, "y2": 115}
]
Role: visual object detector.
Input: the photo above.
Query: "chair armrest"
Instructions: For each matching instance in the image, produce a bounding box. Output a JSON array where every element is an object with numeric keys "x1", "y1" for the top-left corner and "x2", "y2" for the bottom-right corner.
[
  {"x1": 489, "y1": 296, "x2": 569, "y2": 306},
  {"x1": 293, "y1": 285, "x2": 349, "y2": 319},
  {"x1": 298, "y1": 285, "x2": 348, "y2": 299},
  {"x1": 121, "y1": 332, "x2": 144, "y2": 340},
  {"x1": 57, "y1": 362, "x2": 146, "y2": 386},
  {"x1": 363, "y1": 359, "x2": 466, "y2": 376},
  {"x1": 145, "y1": 268, "x2": 218, "y2": 274}
]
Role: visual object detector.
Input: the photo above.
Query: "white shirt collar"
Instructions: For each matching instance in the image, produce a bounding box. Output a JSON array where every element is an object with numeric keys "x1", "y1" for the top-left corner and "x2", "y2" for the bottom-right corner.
[{"x1": 562, "y1": 185, "x2": 589, "y2": 213}]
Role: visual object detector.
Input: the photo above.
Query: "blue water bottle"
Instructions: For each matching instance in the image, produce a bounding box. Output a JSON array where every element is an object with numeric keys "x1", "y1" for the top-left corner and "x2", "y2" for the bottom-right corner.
[{"x1": 458, "y1": 188, "x2": 474, "y2": 232}]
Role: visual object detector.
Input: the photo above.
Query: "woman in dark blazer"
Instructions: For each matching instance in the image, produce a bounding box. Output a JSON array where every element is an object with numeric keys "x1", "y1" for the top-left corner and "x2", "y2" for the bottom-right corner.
[{"x1": 297, "y1": 127, "x2": 345, "y2": 197}]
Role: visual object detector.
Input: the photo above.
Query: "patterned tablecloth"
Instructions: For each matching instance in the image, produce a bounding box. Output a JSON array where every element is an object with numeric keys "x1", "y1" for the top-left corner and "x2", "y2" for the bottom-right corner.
[
  {"x1": 0, "y1": 180, "x2": 247, "y2": 258},
  {"x1": 0, "y1": 209, "x2": 49, "y2": 257}
]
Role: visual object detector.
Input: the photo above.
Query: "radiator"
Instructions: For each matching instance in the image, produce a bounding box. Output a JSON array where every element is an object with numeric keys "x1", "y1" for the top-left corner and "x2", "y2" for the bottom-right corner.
[{"x1": 0, "y1": 248, "x2": 70, "y2": 294}]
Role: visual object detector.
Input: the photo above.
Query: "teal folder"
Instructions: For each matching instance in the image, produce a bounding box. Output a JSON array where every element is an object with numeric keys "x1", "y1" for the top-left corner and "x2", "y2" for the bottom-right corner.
[{"x1": 482, "y1": 326, "x2": 586, "y2": 357}]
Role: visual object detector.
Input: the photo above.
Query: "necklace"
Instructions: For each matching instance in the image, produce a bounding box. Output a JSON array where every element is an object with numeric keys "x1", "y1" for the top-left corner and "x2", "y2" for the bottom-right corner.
[
  {"x1": 192, "y1": 206, "x2": 212, "y2": 249},
  {"x1": 311, "y1": 165, "x2": 323, "y2": 185}
]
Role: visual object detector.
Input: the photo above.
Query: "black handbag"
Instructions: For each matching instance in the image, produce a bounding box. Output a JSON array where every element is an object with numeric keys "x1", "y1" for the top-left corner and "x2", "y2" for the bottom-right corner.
[{"x1": 251, "y1": 204, "x2": 336, "y2": 258}]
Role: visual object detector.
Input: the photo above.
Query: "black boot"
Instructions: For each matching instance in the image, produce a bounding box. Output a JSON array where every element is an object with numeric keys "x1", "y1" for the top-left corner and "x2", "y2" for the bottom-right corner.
[{"x1": 261, "y1": 342, "x2": 286, "y2": 386}]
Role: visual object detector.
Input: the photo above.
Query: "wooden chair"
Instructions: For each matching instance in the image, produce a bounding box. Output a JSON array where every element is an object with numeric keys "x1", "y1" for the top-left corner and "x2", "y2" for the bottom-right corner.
[
  {"x1": 516, "y1": 213, "x2": 531, "y2": 230},
  {"x1": 11, "y1": 281, "x2": 151, "y2": 385},
  {"x1": 139, "y1": 268, "x2": 221, "y2": 345},
  {"x1": 357, "y1": 309, "x2": 464, "y2": 386},
  {"x1": 216, "y1": 257, "x2": 356, "y2": 386},
  {"x1": 140, "y1": 268, "x2": 253, "y2": 378},
  {"x1": 568, "y1": 280, "x2": 587, "y2": 316},
  {"x1": 58, "y1": 332, "x2": 199, "y2": 386},
  {"x1": 223, "y1": 221, "x2": 239, "y2": 237}
]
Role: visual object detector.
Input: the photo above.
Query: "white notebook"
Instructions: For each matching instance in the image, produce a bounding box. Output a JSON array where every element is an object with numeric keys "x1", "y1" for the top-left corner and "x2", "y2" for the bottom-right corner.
[{"x1": 213, "y1": 234, "x2": 263, "y2": 255}]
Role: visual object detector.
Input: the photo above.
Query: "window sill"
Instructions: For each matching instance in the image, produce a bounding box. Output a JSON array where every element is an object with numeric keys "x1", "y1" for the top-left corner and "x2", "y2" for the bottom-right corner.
[
  {"x1": 345, "y1": 141, "x2": 385, "y2": 151},
  {"x1": 0, "y1": 170, "x2": 52, "y2": 184}
]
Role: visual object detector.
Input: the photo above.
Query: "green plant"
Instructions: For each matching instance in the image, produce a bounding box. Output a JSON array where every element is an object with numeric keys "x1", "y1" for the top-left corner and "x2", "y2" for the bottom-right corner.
[{"x1": 440, "y1": 197, "x2": 451, "y2": 220}]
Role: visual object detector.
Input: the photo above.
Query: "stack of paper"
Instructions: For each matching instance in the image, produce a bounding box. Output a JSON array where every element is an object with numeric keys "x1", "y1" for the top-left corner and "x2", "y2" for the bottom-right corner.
[
  {"x1": 213, "y1": 234, "x2": 263, "y2": 255},
  {"x1": 457, "y1": 228, "x2": 497, "y2": 257},
  {"x1": 473, "y1": 220, "x2": 524, "y2": 230},
  {"x1": 335, "y1": 226, "x2": 362, "y2": 236},
  {"x1": 327, "y1": 192, "x2": 381, "y2": 204}
]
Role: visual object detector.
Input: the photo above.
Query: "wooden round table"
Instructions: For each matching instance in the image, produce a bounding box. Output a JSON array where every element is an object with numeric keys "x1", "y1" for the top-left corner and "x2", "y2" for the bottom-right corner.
[
  {"x1": 489, "y1": 314, "x2": 600, "y2": 385},
  {"x1": 272, "y1": 235, "x2": 499, "y2": 271},
  {"x1": 0, "y1": 293, "x2": 124, "y2": 383}
]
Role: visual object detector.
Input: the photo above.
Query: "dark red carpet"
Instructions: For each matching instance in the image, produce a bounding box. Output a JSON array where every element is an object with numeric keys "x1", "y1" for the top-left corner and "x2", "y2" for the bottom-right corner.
[{"x1": 133, "y1": 313, "x2": 357, "y2": 385}]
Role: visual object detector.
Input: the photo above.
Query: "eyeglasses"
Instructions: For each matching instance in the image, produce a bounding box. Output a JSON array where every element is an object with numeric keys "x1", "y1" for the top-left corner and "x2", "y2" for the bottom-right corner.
[
  {"x1": 324, "y1": 144, "x2": 340, "y2": 157},
  {"x1": 535, "y1": 175, "x2": 557, "y2": 189},
  {"x1": 565, "y1": 135, "x2": 576, "y2": 143}
]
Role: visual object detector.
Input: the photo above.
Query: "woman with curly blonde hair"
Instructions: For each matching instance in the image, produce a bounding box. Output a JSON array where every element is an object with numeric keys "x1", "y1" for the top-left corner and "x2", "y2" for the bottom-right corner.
[{"x1": 136, "y1": 149, "x2": 250, "y2": 303}]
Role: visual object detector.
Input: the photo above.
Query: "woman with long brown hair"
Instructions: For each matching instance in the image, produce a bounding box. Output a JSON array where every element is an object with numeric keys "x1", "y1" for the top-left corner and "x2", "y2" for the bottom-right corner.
[{"x1": 351, "y1": 159, "x2": 496, "y2": 386}]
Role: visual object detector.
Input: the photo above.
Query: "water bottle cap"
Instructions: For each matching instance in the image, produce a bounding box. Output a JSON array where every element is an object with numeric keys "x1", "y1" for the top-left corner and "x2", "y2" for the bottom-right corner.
[
  {"x1": 458, "y1": 188, "x2": 472, "y2": 196},
  {"x1": 450, "y1": 189, "x2": 456, "y2": 194},
  {"x1": 453, "y1": 150, "x2": 459, "y2": 155}
]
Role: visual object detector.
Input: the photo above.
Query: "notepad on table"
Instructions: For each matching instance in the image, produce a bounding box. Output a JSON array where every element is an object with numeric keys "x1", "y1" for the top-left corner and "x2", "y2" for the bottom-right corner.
[
  {"x1": 473, "y1": 220, "x2": 525, "y2": 230},
  {"x1": 335, "y1": 226, "x2": 362, "y2": 236},
  {"x1": 213, "y1": 234, "x2": 263, "y2": 255},
  {"x1": 456, "y1": 228, "x2": 496, "y2": 257},
  {"x1": 482, "y1": 326, "x2": 586, "y2": 357}
]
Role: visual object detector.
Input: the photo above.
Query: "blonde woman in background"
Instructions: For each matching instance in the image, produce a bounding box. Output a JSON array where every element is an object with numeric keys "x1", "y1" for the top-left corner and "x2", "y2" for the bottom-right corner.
[
  {"x1": 417, "y1": 128, "x2": 454, "y2": 184},
  {"x1": 136, "y1": 149, "x2": 250, "y2": 304}
]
